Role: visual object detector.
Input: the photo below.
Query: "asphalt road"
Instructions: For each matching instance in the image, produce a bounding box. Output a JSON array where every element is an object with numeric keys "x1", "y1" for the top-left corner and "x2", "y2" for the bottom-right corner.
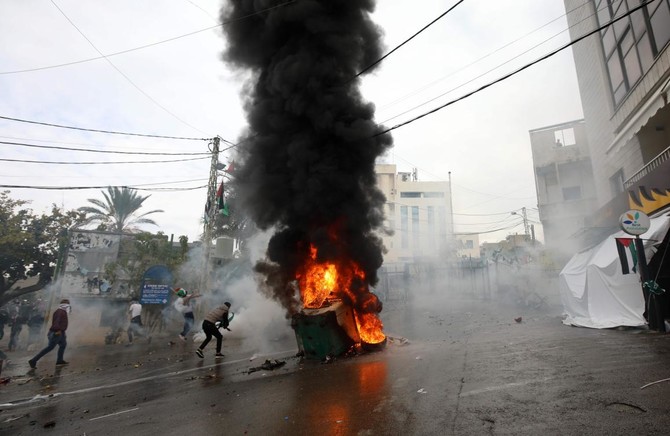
[{"x1": 1, "y1": 291, "x2": 669, "y2": 435}]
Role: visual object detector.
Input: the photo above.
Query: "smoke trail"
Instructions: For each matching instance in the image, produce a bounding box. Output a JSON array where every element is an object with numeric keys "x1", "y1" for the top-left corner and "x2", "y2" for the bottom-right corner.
[{"x1": 220, "y1": 0, "x2": 393, "y2": 315}]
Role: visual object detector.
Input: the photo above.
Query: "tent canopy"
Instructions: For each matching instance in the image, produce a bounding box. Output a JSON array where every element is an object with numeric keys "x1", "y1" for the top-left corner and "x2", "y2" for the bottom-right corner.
[{"x1": 559, "y1": 214, "x2": 670, "y2": 328}]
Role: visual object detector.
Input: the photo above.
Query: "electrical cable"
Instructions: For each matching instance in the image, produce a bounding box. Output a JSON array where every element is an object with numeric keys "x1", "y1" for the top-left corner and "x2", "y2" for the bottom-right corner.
[
  {"x1": 0, "y1": 115, "x2": 212, "y2": 141},
  {"x1": 0, "y1": 140, "x2": 212, "y2": 156},
  {"x1": 0, "y1": 156, "x2": 210, "y2": 165},
  {"x1": 0, "y1": 1, "x2": 297, "y2": 76},
  {"x1": 49, "y1": 0, "x2": 206, "y2": 136},
  {"x1": 373, "y1": 0, "x2": 656, "y2": 137},
  {"x1": 376, "y1": 0, "x2": 593, "y2": 113},
  {"x1": 353, "y1": 0, "x2": 465, "y2": 79},
  {"x1": 0, "y1": 183, "x2": 207, "y2": 191}
]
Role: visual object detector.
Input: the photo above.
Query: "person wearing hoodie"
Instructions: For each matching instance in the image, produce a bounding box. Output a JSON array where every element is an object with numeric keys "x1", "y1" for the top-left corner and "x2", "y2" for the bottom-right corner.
[
  {"x1": 195, "y1": 302, "x2": 231, "y2": 359},
  {"x1": 28, "y1": 299, "x2": 71, "y2": 369}
]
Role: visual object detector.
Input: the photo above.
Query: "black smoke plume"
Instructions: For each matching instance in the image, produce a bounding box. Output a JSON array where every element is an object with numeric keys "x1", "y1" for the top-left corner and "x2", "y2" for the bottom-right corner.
[{"x1": 220, "y1": 0, "x2": 393, "y2": 316}]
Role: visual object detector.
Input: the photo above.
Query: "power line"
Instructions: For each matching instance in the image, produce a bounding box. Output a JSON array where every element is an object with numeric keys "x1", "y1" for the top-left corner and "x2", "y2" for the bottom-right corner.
[
  {"x1": 374, "y1": 0, "x2": 655, "y2": 137},
  {"x1": 353, "y1": 0, "x2": 465, "y2": 79},
  {"x1": 0, "y1": 183, "x2": 207, "y2": 192},
  {"x1": 50, "y1": 0, "x2": 207, "y2": 136},
  {"x1": 0, "y1": 156, "x2": 210, "y2": 165},
  {"x1": 0, "y1": 140, "x2": 212, "y2": 156},
  {"x1": 0, "y1": 1, "x2": 297, "y2": 76},
  {"x1": 0, "y1": 115, "x2": 211, "y2": 141},
  {"x1": 376, "y1": 0, "x2": 592, "y2": 114}
]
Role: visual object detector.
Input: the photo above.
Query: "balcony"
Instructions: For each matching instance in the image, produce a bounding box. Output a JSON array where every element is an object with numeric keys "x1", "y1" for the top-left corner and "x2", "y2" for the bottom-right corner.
[{"x1": 624, "y1": 145, "x2": 670, "y2": 189}]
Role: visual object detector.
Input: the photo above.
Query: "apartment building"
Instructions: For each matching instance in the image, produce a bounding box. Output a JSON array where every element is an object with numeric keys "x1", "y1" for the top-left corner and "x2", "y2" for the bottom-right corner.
[
  {"x1": 563, "y1": 0, "x2": 670, "y2": 228},
  {"x1": 529, "y1": 119, "x2": 597, "y2": 255},
  {"x1": 375, "y1": 164, "x2": 453, "y2": 262}
]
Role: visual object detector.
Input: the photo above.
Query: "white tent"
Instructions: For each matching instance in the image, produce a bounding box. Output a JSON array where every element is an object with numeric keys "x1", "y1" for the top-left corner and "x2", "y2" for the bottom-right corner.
[{"x1": 559, "y1": 213, "x2": 670, "y2": 329}]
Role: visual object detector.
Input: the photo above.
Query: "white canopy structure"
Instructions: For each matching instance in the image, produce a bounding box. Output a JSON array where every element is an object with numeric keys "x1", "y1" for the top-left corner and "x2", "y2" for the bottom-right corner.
[{"x1": 559, "y1": 213, "x2": 670, "y2": 329}]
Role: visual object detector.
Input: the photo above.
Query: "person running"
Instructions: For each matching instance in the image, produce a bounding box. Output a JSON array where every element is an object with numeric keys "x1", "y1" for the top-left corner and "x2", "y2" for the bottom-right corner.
[
  {"x1": 173, "y1": 288, "x2": 200, "y2": 341},
  {"x1": 127, "y1": 299, "x2": 151, "y2": 345},
  {"x1": 196, "y1": 302, "x2": 231, "y2": 359},
  {"x1": 28, "y1": 299, "x2": 71, "y2": 369}
]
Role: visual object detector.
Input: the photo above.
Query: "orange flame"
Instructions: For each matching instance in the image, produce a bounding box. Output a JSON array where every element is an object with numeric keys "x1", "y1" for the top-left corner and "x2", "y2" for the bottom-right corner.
[{"x1": 297, "y1": 244, "x2": 385, "y2": 344}]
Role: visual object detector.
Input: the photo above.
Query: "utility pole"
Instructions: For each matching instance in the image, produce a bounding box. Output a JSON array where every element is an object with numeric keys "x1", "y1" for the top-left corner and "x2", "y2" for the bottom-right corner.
[
  {"x1": 521, "y1": 206, "x2": 530, "y2": 237},
  {"x1": 200, "y1": 136, "x2": 220, "y2": 293},
  {"x1": 511, "y1": 207, "x2": 530, "y2": 238}
]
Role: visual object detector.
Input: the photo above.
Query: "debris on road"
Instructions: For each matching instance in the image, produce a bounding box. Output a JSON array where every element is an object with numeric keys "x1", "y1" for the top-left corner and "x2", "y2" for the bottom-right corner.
[
  {"x1": 248, "y1": 359, "x2": 286, "y2": 374},
  {"x1": 514, "y1": 317, "x2": 523, "y2": 323},
  {"x1": 640, "y1": 377, "x2": 670, "y2": 390},
  {"x1": 417, "y1": 388, "x2": 427, "y2": 394}
]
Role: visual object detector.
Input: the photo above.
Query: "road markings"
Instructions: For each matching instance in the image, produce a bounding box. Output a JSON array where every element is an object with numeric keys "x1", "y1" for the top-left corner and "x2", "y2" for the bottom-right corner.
[
  {"x1": 89, "y1": 407, "x2": 139, "y2": 421},
  {"x1": 0, "y1": 350, "x2": 295, "y2": 408}
]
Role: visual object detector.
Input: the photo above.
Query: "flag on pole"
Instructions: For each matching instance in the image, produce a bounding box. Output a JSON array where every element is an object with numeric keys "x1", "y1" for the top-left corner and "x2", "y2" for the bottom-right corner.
[
  {"x1": 224, "y1": 160, "x2": 235, "y2": 174},
  {"x1": 615, "y1": 238, "x2": 638, "y2": 274},
  {"x1": 216, "y1": 181, "x2": 229, "y2": 216}
]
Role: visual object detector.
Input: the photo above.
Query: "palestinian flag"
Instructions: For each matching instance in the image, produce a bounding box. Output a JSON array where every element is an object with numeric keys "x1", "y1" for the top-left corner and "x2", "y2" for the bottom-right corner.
[
  {"x1": 615, "y1": 238, "x2": 638, "y2": 274},
  {"x1": 216, "y1": 181, "x2": 229, "y2": 216}
]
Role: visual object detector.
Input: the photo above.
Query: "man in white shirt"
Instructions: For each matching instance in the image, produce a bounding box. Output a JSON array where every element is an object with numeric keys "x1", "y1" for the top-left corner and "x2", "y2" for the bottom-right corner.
[{"x1": 127, "y1": 299, "x2": 150, "y2": 345}]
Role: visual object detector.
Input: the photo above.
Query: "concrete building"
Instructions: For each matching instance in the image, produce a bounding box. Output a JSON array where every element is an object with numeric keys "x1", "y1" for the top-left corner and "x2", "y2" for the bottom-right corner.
[
  {"x1": 563, "y1": 0, "x2": 670, "y2": 230},
  {"x1": 454, "y1": 233, "x2": 480, "y2": 259},
  {"x1": 529, "y1": 119, "x2": 597, "y2": 256},
  {"x1": 375, "y1": 164, "x2": 453, "y2": 262}
]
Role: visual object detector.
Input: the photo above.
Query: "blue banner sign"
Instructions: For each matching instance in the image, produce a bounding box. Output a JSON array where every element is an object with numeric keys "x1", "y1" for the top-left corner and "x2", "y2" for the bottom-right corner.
[{"x1": 140, "y1": 283, "x2": 172, "y2": 304}]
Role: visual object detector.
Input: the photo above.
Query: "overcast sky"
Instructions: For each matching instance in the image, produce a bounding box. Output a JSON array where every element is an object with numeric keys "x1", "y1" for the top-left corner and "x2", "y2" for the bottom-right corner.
[{"x1": 0, "y1": 0, "x2": 584, "y2": 244}]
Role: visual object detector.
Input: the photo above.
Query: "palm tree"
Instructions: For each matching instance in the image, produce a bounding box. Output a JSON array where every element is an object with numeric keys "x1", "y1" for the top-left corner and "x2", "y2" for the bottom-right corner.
[{"x1": 79, "y1": 187, "x2": 164, "y2": 232}]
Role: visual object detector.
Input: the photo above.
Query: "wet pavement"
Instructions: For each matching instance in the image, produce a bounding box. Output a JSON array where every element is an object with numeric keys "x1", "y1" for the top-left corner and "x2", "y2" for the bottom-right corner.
[{"x1": 1, "y1": 292, "x2": 669, "y2": 435}]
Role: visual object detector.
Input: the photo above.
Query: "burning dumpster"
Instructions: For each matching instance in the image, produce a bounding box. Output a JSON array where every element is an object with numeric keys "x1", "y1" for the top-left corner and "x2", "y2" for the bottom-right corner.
[
  {"x1": 291, "y1": 243, "x2": 386, "y2": 360},
  {"x1": 292, "y1": 300, "x2": 359, "y2": 360}
]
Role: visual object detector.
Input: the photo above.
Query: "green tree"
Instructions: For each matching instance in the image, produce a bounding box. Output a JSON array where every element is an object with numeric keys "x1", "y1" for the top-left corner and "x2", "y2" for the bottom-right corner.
[
  {"x1": 79, "y1": 186, "x2": 163, "y2": 232},
  {"x1": 104, "y1": 232, "x2": 187, "y2": 332},
  {"x1": 0, "y1": 191, "x2": 86, "y2": 307}
]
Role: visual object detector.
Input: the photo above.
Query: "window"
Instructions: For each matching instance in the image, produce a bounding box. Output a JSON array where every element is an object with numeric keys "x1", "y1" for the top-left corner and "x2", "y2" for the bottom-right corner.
[
  {"x1": 610, "y1": 169, "x2": 625, "y2": 195},
  {"x1": 554, "y1": 128, "x2": 576, "y2": 146},
  {"x1": 400, "y1": 192, "x2": 421, "y2": 198},
  {"x1": 427, "y1": 206, "x2": 435, "y2": 251},
  {"x1": 400, "y1": 206, "x2": 408, "y2": 249},
  {"x1": 597, "y1": 0, "x2": 670, "y2": 105},
  {"x1": 424, "y1": 192, "x2": 445, "y2": 198},
  {"x1": 464, "y1": 240, "x2": 474, "y2": 249},
  {"x1": 650, "y1": 0, "x2": 670, "y2": 51},
  {"x1": 412, "y1": 206, "x2": 420, "y2": 251},
  {"x1": 563, "y1": 186, "x2": 582, "y2": 201}
]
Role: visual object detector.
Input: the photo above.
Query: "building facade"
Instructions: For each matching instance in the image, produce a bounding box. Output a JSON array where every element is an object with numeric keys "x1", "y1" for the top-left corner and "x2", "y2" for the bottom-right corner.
[
  {"x1": 529, "y1": 119, "x2": 597, "y2": 255},
  {"x1": 375, "y1": 164, "x2": 453, "y2": 263},
  {"x1": 564, "y1": 0, "x2": 670, "y2": 228}
]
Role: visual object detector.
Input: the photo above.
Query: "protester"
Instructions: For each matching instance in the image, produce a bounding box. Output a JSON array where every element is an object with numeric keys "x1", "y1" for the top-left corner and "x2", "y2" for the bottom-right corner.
[
  {"x1": 0, "y1": 306, "x2": 8, "y2": 341},
  {"x1": 28, "y1": 299, "x2": 71, "y2": 369},
  {"x1": 8, "y1": 299, "x2": 29, "y2": 351},
  {"x1": 195, "y1": 302, "x2": 231, "y2": 359},
  {"x1": 27, "y1": 298, "x2": 46, "y2": 348},
  {"x1": 127, "y1": 299, "x2": 151, "y2": 345},
  {"x1": 173, "y1": 288, "x2": 200, "y2": 341}
]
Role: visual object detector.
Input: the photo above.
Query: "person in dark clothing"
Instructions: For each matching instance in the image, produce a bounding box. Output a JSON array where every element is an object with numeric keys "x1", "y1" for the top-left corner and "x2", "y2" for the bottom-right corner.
[
  {"x1": 27, "y1": 298, "x2": 46, "y2": 347},
  {"x1": 28, "y1": 299, "x2": 71, "y2": 369},
  {"x1": 195, "y1": 302, "x2": 231, "y2": 359},
  {"x1": 8, "y1": 300, "x2": 29, "y2": 351}
]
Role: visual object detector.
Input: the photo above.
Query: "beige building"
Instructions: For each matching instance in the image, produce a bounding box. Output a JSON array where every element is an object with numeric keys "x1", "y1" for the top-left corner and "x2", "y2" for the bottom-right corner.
[
  {"x1": 529, "y1": 119, "x2": 597, "y2": 255},
  {"x1": 454, "y1": 233, "x2": 480, "y2": 259},
  {"x1": 375, "y1": 164, "x2": 453, "y2": 262},
  {"x1": 563, "y1": 0, "x2": 670, "y2": 229}
]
